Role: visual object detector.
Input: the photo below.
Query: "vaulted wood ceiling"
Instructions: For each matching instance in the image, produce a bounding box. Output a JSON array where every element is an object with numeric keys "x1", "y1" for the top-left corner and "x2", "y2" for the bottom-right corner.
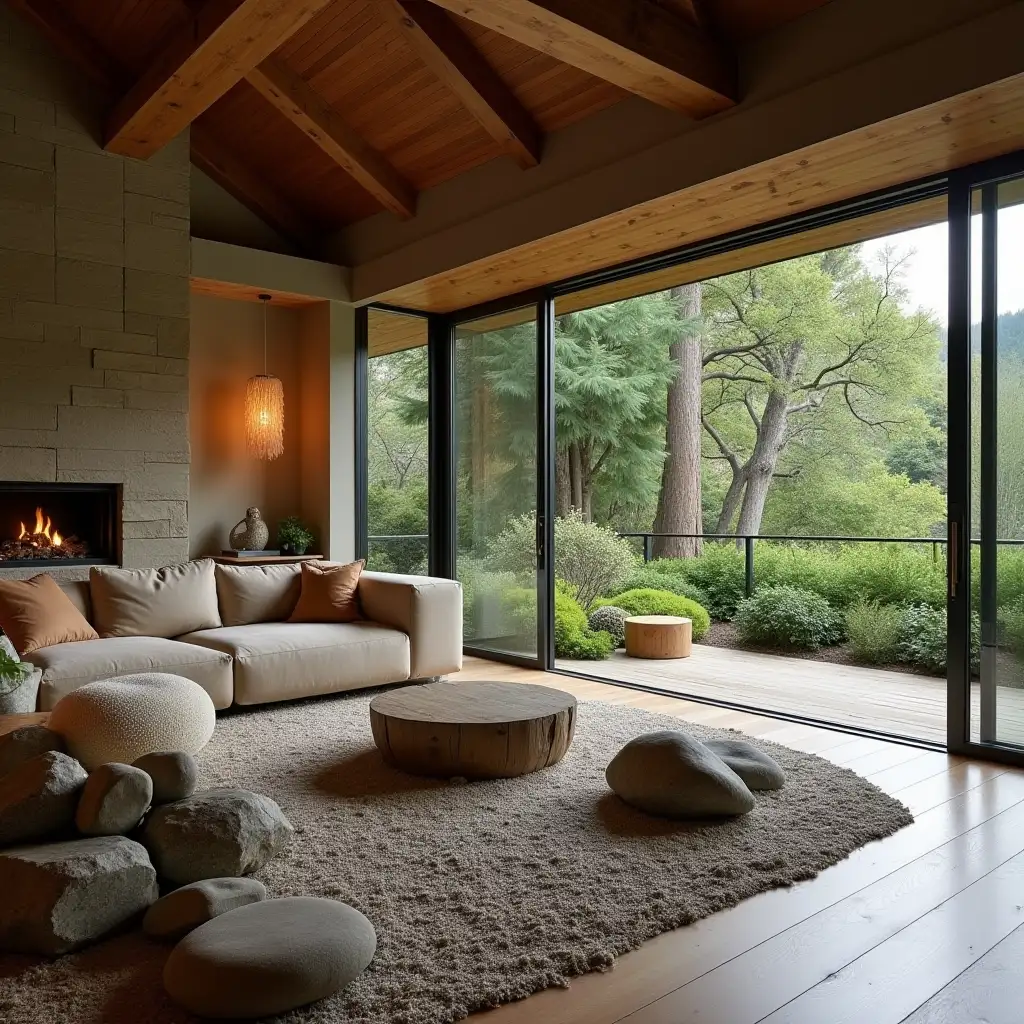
[{"x1": 7, "y1": 0, "x2": 834, "y2": 250}]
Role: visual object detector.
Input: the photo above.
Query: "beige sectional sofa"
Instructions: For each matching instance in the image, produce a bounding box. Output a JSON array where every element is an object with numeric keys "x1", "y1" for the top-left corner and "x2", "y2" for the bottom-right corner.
[{"x1": 23, "y1": 560, "x2": 463, "y2": 711}]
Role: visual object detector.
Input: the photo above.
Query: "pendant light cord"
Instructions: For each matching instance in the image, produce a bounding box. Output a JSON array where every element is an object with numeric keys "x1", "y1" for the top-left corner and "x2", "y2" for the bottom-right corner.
[{"x1": 259, "y1": 293, "x2": 271, "y2": 376}]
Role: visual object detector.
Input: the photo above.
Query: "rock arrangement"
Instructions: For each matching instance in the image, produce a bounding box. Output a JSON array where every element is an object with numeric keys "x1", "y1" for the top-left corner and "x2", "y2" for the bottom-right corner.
[
  {"x1": 0, "y1": 722, "x2": 376, "y2": 1017},
  {"x1": 606, "y1": 730, "x2": 785, "y2": 818}
]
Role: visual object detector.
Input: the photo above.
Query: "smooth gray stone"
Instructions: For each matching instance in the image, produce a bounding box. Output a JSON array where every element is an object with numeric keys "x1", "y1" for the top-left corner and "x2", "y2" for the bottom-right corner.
[
  {"x1": 606, "y1": 730, "x2": 755, "y2": 818},
  {"x1": 0, "y1": 725, "x2": 65, "y2": 779},
  {"x1": 0, "y1": 836, "x2": 158, "y2": 956},
  {"x1": 144, "y1": 877, "x2": 267, "y2": 941},
  {"x1": 141, "y1": 788, "x2": 293, "y2": 885},
  {"x1": 133, "y1": 751, "x2": 198, "y2": 804},
  {"x1": 163, "y1": 897, "x2": 376, "y2": 1018},
  {"x1": 0, "y1": 750, "x2": 87, "y2": 847},
  {"x1": 76, "y1": 763, "x2": 153, "y2": 836},
  {"x1": 704, "y1": 738, "x2": 786, "y2": 791}
]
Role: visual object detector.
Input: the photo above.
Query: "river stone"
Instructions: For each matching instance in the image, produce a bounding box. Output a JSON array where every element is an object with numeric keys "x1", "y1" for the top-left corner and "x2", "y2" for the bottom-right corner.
[
  {"x1": 144, "y1": 877, "x2": 267, "y2": 941},
  {"x1": 0, "y1": 725, "x2": 65, "y2": 779},
  {"x1": 606, "y1": 730, "x2": 755, "y2": 818},
  {"x1": 0, "y1": 836, "x2": 158, "y2": 956},
  {"x1": 704, "y1": 738, "x2": 786, "y2": 791},
  {"x1": 0, "y1": 750, "x2": 87, "y2": 847},
  {"x1": 141, "y1": 789, "x2": 293, "y2": 884},
  {"x1": 164, "y1": 897, "x2": 376, "y2": 1018},
  {"x1": 76, "y1": 763, "x2": 153, "y2": 836},
  {"x1": 133, "y1": 751, "x2": 197, "y2": 804}
]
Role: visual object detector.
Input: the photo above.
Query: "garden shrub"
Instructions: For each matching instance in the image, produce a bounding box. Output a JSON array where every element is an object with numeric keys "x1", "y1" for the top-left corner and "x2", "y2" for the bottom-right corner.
[
  {"x1": 896, "y1": 603, "x2": 981, "y2": 674},
  {"x1": 592, "y1": 588, "x2": 711, "y2": 640},
  {"x1": 588, "y1": 606, "x2": 627, "y2": 648},
  {"x1": 615, "y1": 564, "x2": 710, "y2": 609},
  {"x1": 503, "y1": 581, "x2": 614, "y2": 660},
  {"x1": 734, "y1": 585, "x2": 844, "y2": 651},
  {"x1": 1001, "y1": 598, "x2": 1024, "y2": 659},
  {"x1": 460, "y1": 559, "x2": 521, "y2": 638},
  {"x1": 488, "y1": 510, "x2": 637, "y2": 609},
  {"x1": 656, "y1": 546, "x2": 747, "y2": 619},
  {"x1": 844, "y1": 600, "x2": 906, "y2": 665}
]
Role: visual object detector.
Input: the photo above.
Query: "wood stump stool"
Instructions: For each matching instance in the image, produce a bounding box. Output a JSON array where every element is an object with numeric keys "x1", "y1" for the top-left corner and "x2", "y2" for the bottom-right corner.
[
  {"x1": 369, "y1": 681, "x2": 576, "y2": 779},
  {"x1": 624, "y1": 615, "x2": 692, "y2": 659}
]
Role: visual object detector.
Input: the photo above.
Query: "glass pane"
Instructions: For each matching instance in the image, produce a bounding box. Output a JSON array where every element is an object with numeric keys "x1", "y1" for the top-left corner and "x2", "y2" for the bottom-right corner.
[
  {"x1": 455, "y1": 306, "x2": 539, "y2": 659},
  {"x1": 366, "y1": 310, "x2": 429, "y2": 574},
  {"x1": 973, "y1": 181, "x2": 1024, "y2": 747}
]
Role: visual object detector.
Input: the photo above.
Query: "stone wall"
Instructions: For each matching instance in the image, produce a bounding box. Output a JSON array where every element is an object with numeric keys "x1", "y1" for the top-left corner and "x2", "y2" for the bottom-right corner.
[{"x1": 0, "y1": 7, "x2": 190, "y2": 574}]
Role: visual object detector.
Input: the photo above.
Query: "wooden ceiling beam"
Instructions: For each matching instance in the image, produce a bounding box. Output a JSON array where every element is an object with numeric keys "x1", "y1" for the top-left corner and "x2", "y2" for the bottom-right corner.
[
  {"x1": 105, "y1": 0, "x2": 334, "y2": 159},
  {"x1": 380, "y1": 0, "x2": 542, "y2": 169},
  {"x1": 423, "y1": 0, "x2": 736, "y2": 118},
  {"x1": 246, "y1": 59, "x2": 417, "y2": 219},
  {"x1": 2, "y1": 0, "x2": 316, "y2": 249}
]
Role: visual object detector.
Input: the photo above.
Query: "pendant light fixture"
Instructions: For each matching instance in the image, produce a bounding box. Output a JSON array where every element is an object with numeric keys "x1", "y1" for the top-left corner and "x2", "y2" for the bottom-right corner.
[{"x1": 245, "y1": 293, "x2": 284, "y2": 460}]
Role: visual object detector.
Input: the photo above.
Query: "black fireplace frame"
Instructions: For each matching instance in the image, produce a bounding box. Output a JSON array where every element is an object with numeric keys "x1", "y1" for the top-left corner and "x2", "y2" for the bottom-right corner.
[{"x1": 0, "y1": 481, "x2": 122, "y2": 568}]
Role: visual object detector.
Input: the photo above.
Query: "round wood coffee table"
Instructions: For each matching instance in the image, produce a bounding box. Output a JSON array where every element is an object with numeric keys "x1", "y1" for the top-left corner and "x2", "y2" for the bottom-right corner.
[
  {"x1": 369, "y1": 681, "x2": 576, "y2": 779},
  {"x1": 624, "y1": 615, "x2": 692, "y2": 659}
]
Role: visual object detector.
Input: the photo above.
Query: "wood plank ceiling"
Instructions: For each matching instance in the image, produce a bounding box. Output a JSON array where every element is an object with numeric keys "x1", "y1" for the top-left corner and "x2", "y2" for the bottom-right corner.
[{"x1": 8, "y1": 0, "x2": 834, "y2": 249}]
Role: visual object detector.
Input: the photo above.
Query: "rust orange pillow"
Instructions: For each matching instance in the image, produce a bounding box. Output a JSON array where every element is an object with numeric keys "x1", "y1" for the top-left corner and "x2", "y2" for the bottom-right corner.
[
  {"x1": 288, "y1": 560, "x2": 365, "y2": 623},
  {"x1": 0, "y1": 573, "x2": 98, "y2": 656}
]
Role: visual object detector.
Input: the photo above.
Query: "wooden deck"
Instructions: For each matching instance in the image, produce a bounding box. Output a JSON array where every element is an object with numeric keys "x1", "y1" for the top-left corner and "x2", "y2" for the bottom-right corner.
[
  {"x1": 456, "y1": 657, "x2": 1024, "y2": 1024},
  {"x1": 560, "y1": 645, "x2": 1024, "y2": 746}
]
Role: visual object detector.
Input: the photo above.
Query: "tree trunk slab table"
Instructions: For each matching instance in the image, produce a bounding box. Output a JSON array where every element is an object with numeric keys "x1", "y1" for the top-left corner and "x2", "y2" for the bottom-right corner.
[
  {"x1": 625, "y1": 615, "x2": 692, "y2": 659},
  {"x1": 369, "y1": 681, "x2": 576, "y2": 779}
]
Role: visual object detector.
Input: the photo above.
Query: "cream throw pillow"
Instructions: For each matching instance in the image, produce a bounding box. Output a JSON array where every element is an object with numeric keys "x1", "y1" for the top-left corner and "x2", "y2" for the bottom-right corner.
[
  {"x1": 215, "y1": 563, "x2": 302, "y2": 626},
  {"x1": 90, "y1": 559, "x2": 221, "y2": 638}
]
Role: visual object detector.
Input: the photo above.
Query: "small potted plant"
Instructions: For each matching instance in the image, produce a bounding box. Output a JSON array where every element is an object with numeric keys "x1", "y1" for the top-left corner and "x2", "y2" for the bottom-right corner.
[
  {"x1": 277, "y1": 516, "x2": 315, "y2": 556},
  {"x1": 0, "y1": 636, "x2": 41, "y2": 714}
]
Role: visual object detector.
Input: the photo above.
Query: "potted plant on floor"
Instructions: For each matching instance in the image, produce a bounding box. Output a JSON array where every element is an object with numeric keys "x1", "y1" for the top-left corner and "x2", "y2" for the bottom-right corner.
[
  {"x1": 277, "y1": 516, "x2": 315, "y2": 557},
  {"x1": 0, "y1": 636, "x2": 41, "y2": 714}
]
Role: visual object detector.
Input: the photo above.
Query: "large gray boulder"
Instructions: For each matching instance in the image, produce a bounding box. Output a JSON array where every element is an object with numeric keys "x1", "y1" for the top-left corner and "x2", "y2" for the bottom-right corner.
[
  {"x1": 144, "y1": 877, "x2": 267, "y2": 941},
  {"x1": 133, "y1": 751, "x2": 197, "y2": 804},
  {"x1": 76, "y1": 763, "x2": 153, "y2": 836},
  {"x1": 0, "y1": 750, "x2": 87, "y2": 847},
  {"x1": 704, "y1": 738, "x2": 785, "y2": 791},
  {"x1": 0, "y1": 725, "x2": 65, "y2": 779},
  {"x1": 163, "y1": 897, "x2": 376, "y2": 1018},
  {"x1": 606, "y1": 730, "x2": 755, "y2": 818},
  {"x1": 0, "y1": 836, "x2": 158, "y2": 956},
  {"x1": 141, "y1": 789, "x2": 293, "y2": 884}
]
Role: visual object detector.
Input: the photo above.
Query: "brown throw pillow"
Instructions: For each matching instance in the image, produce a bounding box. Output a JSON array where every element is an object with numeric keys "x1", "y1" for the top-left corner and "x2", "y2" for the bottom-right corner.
[
  {"x1": 0, "y1": 573, "x2": 98, "y2": 656},
  {"x1": 288, "y1": 560, "x2": 364, "y2": 623}
]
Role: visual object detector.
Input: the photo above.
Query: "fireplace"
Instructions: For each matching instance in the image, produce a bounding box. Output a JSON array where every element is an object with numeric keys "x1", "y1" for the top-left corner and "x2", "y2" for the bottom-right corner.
[{"x1": 0, "y1": 482, "x2": 121, "y2": 568}]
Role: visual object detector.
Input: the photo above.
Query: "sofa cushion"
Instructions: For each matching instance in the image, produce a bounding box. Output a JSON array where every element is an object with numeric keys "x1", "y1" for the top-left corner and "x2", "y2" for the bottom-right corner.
[
  {"x1": 24, "y1": 637, "x2": 233, "y2": 711},
  {"x1": 215, "y1": 564, "x2": 301, "y2": 627},
  {"x1": 288, "y1": 560, "x2": 364, "y2": 624},
  {"x1": 0, "y1": 573, "x2": 98, "y2": 656},
  {"x1": 90, "y1": 560, "x2": 221, "y2": 639},
  {"x1": 178, "y1": 622, "x2": 409, "y2": 706}
]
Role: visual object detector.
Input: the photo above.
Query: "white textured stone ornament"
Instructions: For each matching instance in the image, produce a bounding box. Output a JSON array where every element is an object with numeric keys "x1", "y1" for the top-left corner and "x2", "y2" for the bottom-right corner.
[{"x1": 48, "y1": 674, "x2": 215, "y2": 770}]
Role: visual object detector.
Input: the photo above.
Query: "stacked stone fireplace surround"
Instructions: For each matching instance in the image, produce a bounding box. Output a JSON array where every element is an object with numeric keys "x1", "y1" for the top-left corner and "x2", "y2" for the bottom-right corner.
[{"x1": 0, "y1": 8, "x2": 190, "y2": 581}]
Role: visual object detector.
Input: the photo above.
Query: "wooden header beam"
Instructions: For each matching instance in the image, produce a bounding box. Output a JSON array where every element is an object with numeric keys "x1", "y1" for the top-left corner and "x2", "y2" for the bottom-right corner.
[
  {"x1": 381, "y1": 0, "x2": 542, "y2": 169},
  {"x1": 247, "y1": 60, "x2": 417, "y2": 219},
  {"x1": 424, "y1": 0, "x2": 736, "y2": 118},
  {"x1": 105, "y1": 0, "x2": 334, "y2": 158}
]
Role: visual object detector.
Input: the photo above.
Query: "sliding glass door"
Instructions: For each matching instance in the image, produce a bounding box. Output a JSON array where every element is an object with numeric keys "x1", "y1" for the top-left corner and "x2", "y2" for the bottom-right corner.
[
  {"x1": 452, "y1": 302, "x2": 553, "y2": 666},
  {"x1": 949, "y1": 159, "x2": 1024, "y2": 762}
]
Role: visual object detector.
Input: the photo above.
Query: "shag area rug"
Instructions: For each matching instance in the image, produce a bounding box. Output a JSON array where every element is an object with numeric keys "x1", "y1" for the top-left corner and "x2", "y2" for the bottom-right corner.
[{"x1": 0, "y1": 691, "x2": 913, "y2": 1024}]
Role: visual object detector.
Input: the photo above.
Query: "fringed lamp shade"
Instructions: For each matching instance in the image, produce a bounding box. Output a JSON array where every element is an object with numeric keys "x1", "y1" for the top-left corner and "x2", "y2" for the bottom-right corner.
[{"x1": 245, "y1": 373, "x2": 284, "y2": 460}]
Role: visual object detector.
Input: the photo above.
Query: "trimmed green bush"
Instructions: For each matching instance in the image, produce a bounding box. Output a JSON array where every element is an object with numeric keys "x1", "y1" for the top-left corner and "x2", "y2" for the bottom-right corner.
[
  {"x1": 592, "y1": 588, "x2": 711, "y2": 640},
  {"x1": 615, "y1": 564, "x2": 710, "y2": 609},
  {"x1": 504, "y1": 581, "x2": 613, "y2": 660},
  {"x1": 896, "y1": 603, "x2": 981, "y2": 674},
  {"x1": 1001, "y1": 599, "x2": 1024, "y2": 659},
  {"x1": 588, "y1": 606, "x2": 627, "y2": 647},
  {"x1": 656, "y1": 546, "x2": 746, "y2": 619},
  {"x1": 844, "y1": 600, "x2": 906, "y2": 665},
  {"x1": 734, "y1": 585, "x2": 843, "y2": 651}
]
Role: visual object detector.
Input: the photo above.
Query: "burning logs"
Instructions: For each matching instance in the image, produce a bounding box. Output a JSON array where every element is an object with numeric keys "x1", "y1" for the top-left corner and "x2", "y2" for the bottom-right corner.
[{"x1": 0, "y1": 507, "x2": 89, "y2": 561}]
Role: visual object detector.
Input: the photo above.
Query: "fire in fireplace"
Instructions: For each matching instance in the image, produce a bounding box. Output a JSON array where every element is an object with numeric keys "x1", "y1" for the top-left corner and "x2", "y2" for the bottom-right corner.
[
  {"x1": 2, "y1": 506, "x2": 90, "y2": 561},
  {"x1": 0, "y1": 483, "x2": 120, "y2": 568}
]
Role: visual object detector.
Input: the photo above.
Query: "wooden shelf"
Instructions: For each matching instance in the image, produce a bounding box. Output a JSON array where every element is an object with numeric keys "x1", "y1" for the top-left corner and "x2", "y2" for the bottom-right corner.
[{"x1": 211, "y1": 554, "x2": 324, "y2": 566}]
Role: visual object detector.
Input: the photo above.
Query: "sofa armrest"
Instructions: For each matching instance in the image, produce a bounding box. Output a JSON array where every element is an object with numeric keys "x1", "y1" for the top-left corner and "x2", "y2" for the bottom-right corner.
[{"x1": 357, "y1": 572, "x2": 463, "y2": 678}]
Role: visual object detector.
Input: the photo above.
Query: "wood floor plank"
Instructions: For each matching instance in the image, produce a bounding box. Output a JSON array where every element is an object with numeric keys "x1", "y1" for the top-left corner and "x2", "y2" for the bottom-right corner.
[
  {"x1": 900, "y1": 921, "x2": 1024, "y2": 1023},
  {"x1": 758, "y1": 852, "x2": 1024, "y2": 1024},
  {"x1": 617, "y1": 797, "x2": 1024, "y2": 1023}
]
